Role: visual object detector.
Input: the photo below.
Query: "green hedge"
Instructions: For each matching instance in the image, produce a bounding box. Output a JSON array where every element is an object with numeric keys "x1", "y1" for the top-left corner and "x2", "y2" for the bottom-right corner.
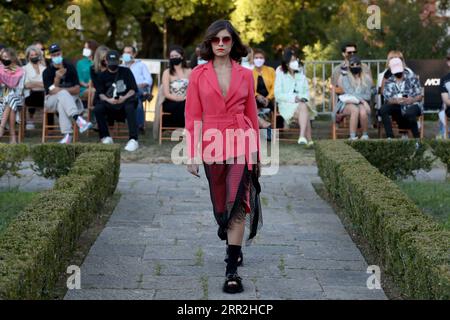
[
  {"x1": 347, "y1": 140, "x2": 433, "y2": 180},
  {"x1": 315, "y1": 140, "x2": 450, "y2": 299},
  {"x1": 0, "y1": 144, "x2": 29, "y2": 179},
  {"x1": 0, "y1": 144, "x2": 120, "y2": 299},
  {"x1": 429, "y1": 140, "x2": 450, "y2": 177},
  {"x1": 30, "y1": 143, "x2": 120, "y2": 180}
]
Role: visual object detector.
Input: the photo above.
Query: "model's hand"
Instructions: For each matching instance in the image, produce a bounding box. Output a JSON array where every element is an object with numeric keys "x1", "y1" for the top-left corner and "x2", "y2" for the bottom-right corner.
[{"x1": 187, "y1": 164, "x2": 200, "y2": 178}]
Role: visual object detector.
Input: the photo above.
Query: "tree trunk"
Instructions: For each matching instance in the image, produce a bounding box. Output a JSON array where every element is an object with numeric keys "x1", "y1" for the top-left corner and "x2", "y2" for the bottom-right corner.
[
  {"x1": 138, "y1": 13, "x2": 163, "y2": 59},
  {"x1": 98, "y1": 0, "x2": 118, "y2": 49}
]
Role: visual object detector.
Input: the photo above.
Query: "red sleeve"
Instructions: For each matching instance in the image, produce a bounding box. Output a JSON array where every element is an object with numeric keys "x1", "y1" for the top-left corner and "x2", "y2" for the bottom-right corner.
[
  {"x1": 184, "y1": 69, "x2": 203, "y2": 164},
  {"x1": 244, "y1": 71, "x2": 261, "y2": 163}
]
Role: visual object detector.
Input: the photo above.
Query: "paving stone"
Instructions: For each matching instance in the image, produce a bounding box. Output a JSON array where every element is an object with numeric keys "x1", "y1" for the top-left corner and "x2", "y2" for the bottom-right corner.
[
  {"x1": 62, "y1": 163, "x2": 389, "y2": 300},
  {"x1": 64, "y1": 289, "x2": 155, "y2": 300}
]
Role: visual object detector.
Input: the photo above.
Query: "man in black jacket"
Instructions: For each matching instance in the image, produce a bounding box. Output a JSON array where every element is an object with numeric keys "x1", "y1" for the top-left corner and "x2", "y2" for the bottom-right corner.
[{"x1": 94, "y1": 50, "x2": 139, "y2": 151}]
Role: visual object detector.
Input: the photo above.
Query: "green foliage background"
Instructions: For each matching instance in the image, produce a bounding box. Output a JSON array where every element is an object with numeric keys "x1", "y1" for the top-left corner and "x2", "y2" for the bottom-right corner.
[{"x1": 0, "y1": 0, "x2": 448, "y2": 61}]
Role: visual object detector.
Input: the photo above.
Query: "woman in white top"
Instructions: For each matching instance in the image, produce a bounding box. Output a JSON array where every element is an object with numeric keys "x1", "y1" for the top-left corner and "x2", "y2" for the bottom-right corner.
[
  {"x1": 274, "y1": 47, "x2": 317, "y2": 145},
  {"x1": 23, "y1": 45, "x2": 47, "y2": 130},
  {"x1": 161, "y1": 45, "x2": 191, "y2": 127}
]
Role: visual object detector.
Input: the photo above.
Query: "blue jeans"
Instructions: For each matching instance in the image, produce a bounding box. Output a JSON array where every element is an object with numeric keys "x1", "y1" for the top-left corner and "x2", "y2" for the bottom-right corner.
[{"x1": 136, "y1": 86, "x2": 151, "y2": 128}]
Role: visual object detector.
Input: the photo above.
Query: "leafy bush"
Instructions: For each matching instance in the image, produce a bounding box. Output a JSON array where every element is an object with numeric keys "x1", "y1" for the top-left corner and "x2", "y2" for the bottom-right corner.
[
  {"x1": 0, "y1": 144, "x2": 29, "y2": 179},
  {"x1": 347, "y1": 140, "x2": 433, "y2": 180},
  {"x1": 315, "y1": 140, "x2": 450, "y2": 299},
  {"x1": 0, "y1": 144, "x2": 120, "y2": 299},
  {"x1": 429, "y1": 140, "x2": 450, "y2": 177}
]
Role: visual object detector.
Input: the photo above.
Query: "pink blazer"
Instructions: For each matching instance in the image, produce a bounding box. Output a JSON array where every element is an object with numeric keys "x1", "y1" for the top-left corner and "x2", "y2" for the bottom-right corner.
[{"x1": 185, "y1": 60, "x2": 260, "y2": 170}]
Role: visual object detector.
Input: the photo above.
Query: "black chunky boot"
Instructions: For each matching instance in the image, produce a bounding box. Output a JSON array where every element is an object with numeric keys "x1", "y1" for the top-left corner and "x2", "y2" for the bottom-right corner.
[{"x1": 223, "y1": 245, "x2": 244, "y2": 294}]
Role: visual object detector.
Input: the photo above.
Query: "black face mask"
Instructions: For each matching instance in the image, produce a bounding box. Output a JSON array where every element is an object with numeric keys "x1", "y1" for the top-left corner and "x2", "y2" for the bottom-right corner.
[
  {"x1": 30, "y1": 57, "x2": 40, "y2": 64},
  {"x1": 394, "y1": 72, "x2": 403, "y2": 79},
  {"x1": 108, "y1": 65, "x2": 119, "y2": 72},
  {"x1": 350, "y1": 67, "x2": 361, "y2": 75},
  {"x1": 1, "y1": 59, "x2": 12, "y2": 67},
  {"x1": 170, "y1": 57, "x2": 183, "y2": 66}
]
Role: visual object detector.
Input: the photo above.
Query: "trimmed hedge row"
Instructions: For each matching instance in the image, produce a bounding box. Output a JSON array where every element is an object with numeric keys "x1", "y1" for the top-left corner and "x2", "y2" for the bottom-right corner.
[
  {"x1": 0, "y1": 144, "x2": 120, "y2": 299},
  {"x1": 347, "y1": 140, "x2": 433, "y2": 180},
  {"x1": 0, "y1": 144, "x2": 29, "y2": 179},
  {"x1": 31, "y1": 143, "x2": 121, "y2": 180},
  {"x1": 429, "y1": 140, "x2": 450, "y2": 176},
  {"x1": 315, "y1": 140, "x2": 450, "y2": 299}
]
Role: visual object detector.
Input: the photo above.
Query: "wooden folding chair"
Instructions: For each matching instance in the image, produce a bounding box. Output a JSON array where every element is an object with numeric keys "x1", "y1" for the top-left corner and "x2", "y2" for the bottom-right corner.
[
  {"x1": 0, "y1": 106, "x2": 25, "y2": 143},
  {"x1": 330, "y1": 86, "x2": 364, "y2": 140},
  {"x1": 42, "y1": 109, "x2": 79, "y2": 143},
  {"x1": 108, "y1": 120, "x2": 129, "y2": 140},
  {"x1": 159, "y1": 103, "x2": 184, "y2": 144},
  {"x1": 377, "y1": 86, "x2": 425, "y2": 139},
  {"x1": 271, "y1": 101, "x2": 303, "y2": 143}
]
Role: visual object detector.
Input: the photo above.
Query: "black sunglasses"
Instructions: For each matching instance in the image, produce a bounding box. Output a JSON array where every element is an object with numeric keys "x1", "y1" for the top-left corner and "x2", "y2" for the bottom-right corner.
[{"x1": 346, "y1": 50, "x2": 357, "y2": 55}]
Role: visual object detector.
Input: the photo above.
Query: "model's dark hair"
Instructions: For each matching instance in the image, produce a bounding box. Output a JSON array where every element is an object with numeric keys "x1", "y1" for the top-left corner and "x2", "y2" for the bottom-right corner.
[
  {"x1": 341, "y1": 42, "x2": 357, "y2": 53},
  {"x1": 280, "y1": 46, "x2": 299, "y2": 74},
  {"x1": 168, "y1": 44, "x2": 188, "y2": 75},
  {"x1": 253, "y1": 48, "x2": 266, "y2": 58},
  {"x1": 199, "y1": 20, "x2": 247, "y2": 62}
]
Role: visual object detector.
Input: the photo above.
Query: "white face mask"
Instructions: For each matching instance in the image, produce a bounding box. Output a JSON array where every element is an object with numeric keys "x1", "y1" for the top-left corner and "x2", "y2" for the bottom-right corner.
[
  {"x1": 82, "y1": 48, "x2": 92, "y2": 58},
  {"x1": 254, "y1": 58, "x2": 265, "y2": 68},
  {"x1": 197, "y1": 58, "x2": 208, "y2": 65},
  {"x1": 289, "y1": 60, "x2": 300, "y2": 71}
]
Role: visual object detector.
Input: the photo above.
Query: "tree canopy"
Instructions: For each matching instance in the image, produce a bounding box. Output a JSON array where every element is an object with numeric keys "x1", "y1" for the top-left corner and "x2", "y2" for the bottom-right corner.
[{"x1": 0, "y1": 0, "x2": 448, "y2": 60}]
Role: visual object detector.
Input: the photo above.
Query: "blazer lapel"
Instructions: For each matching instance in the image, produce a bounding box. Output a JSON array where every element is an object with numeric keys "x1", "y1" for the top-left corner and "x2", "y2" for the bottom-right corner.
[
  {"x1": 225, "y1": 60, "x2": 243, "y2": 103},
  {"x1": 204, "y1": 61, "x2": 223, "y2": 99}
]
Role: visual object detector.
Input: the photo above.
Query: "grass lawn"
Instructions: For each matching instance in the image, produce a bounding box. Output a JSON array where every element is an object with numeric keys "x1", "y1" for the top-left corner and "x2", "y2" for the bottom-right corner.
[
  {"x1": 0, "y1": 189, "x2": 37, "y2": 234},
  {"x1": 397, "y1": 181, "x2": 450, "y2": 230}
]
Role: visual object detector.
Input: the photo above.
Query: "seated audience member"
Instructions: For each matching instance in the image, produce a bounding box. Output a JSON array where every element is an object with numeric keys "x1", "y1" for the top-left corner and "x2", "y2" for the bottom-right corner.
[
  {"x1": 252, "y1": 48, "x2": 275, "y2": 140},
  {"x1": 42, "y1": 43, "x2": 92, "y2": 144},
  {"x1": 161, "y1": 45, "x2": 191, "y2": 128},
  {"x1": 189, "y1": 45, "x2": 201, "y2": 69},
  {"x1": 331, "y1": 42, "x2": 372, "y2": 94},
  {"x1": 377, "y1": 50, "x2": 415, "y2": 101},
  {"x1": 439, "y1": 48, "x2": 450, "y2": 138},
  {"x1": 241, "y1": 46, "x2": 254, "y2": 70},
  {"x1": 274, "y1": 47, "x2": 317, "y2": 146},
  {"x1": 380, "y1": 57, "x2": 423, "y2": 139},
  {"x1": 77, "y1": 40, "x2": 98, "y2": 101},
  {"x1": 121, "y1": 45, "x2": 153, "y2": 132},
  {"x1": 93, "y1": 50, "x2": 139, "y2": 151},
  {"x1": 0, "y1": 48, "x2": 25, "y2": 144},
  {"x1": 90, "y1": 45, "x2": 109, "y2": 107},
  {"x1": 23, "y1": 45, "x2": 47, "y2": 130},
  {"x1": 335, "y1": 55, "x2": 373, "y2": 140}
]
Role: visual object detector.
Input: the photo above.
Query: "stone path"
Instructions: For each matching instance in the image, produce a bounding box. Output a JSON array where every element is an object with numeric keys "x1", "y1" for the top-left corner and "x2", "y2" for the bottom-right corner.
[{"x1": 61, "y1": 163, "x2": 387, "y2": 300}]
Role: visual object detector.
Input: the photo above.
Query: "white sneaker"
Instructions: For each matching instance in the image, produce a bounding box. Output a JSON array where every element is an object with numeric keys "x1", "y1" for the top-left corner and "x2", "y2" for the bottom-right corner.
[
  {"x1": 124, "y1": 139, "x2": 139, "y2": 152},
  {"x1": 59, "y1": 134, "x2": 72, "y2": 144},
  {"x1": 26, "y1": 122, "x2": 35, "y2": 130},
  {"x1": 101, "y1": 136, "x2": 114, "y2": 144},
  {"x1": 297, "y1": 136, "x2": 308, "y2": 145},
  {"x1": 349, "y1": 136, "x2": 359, "y2": 141},
  {"x1": 361, "y1": 134, "x2": 369, "y2": 140},
  {"x1": 76, "y1": 116, "x2": 93, "y2": 133},
  {"x1": 401, "y1": 134, "x2": 409, "y2": 140}
]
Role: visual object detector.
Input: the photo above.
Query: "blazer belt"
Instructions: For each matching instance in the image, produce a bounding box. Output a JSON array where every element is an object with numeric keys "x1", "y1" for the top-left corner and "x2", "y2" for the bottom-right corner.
[{"x1": 202, "y1": 113, "x2": 249, "y2": 130}]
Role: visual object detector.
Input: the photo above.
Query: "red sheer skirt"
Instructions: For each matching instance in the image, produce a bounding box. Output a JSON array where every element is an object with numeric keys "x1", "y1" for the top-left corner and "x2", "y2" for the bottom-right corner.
[{"x1": 203, "y1": 154, "x2": 263, "y2": 244}]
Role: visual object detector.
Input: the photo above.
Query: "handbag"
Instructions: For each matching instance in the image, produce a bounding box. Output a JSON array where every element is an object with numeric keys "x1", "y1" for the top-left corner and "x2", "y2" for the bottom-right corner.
[{"x1": 338, "y1": 94, "x2": 360, "y2": 104}]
